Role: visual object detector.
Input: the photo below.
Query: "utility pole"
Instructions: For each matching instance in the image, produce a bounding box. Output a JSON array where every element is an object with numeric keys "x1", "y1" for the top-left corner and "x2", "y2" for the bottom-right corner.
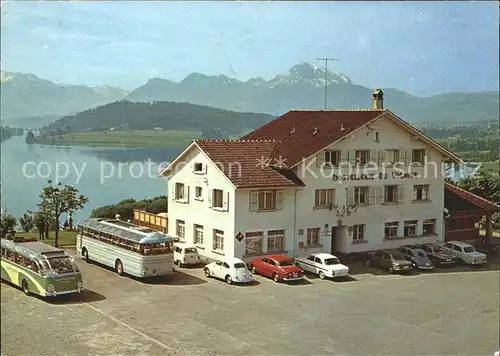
[{"x1": 317, "y1": 57, "x2": 339, "y2": 109}]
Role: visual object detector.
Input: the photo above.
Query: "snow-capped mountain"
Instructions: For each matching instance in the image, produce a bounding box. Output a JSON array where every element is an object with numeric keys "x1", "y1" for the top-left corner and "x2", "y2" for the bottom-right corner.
[{"x1": 267, "y1": 63, "x2": 353, "y2": 88}]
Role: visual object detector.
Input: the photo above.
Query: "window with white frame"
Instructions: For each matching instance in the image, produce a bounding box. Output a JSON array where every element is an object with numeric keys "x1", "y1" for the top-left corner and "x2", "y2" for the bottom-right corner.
[
  {"x1": 354, "y1": 187, "x2": 369, "y2": 204},
  {"x1": 386, "y1": 149, "x2": 400, "y2": 165},
  {"x1": 314, "y1": 189, "x2": 335, "y2": 208},
  {"x1": 404, "y1": 220, "x2": 418, "y2": 237},
  {"x1": 352, "y1": 224, "x2": 365, "y2": 240},
  {"x1": 355, "y1": 150, "x2": 369, "y2": 166},
  {"x1": 384, "y1": 185, "x2": 398, "y2": 203},
  {"x1": 413, "y1": 185, "x2": 430, "y2": 201},
  {"x1": 307, "y1": 228, "x2": 320, "y2": 245},
  {"x1": 422, "y1": 219, "x2": 436, "y2": 235},
  {"x1": 212, "y1": 189, "x2": 223, "y2": 208},
  {"x1": 176, "y1": 220, "x2": 185, "y2": 240},
  {"x1": 384, "y1": 221, "x2": 399, "y2": 239},
  {"x1": 258, "y1": 191, "x2": 276, "y2": 210},
  {"x1": 324, "y1": 150, "x2": 340, "y2": 167},
  {"x1": 245, "y1": 231, "x2": 263, "y2": 255},
  {"x1": 175, "y1": 183, "x2": 185, "y2": 200},
  {"x1": 193, "y1": 162, "x2": 203, "y2": 173},
  {"x1": 213, "y1": 229, "x2": 224, "y2": 251},
  {"x1": 412, "y1": 149, "x2": 425, "y2": 165},
  {"x1": 267, "y1": 230, "x2": 285, "y2": 252},
  {"x1": 195, "y1": 186, "x2": 203, "y2": 200},
  {"x1": 194, "y1": 224, "x2": 203, "y2": 244}
]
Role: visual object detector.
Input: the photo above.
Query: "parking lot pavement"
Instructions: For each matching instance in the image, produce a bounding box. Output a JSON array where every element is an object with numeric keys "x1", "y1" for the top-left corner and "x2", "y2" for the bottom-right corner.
[{"x1": 2, "y1": 254, "x2": 499, "y2": 356}]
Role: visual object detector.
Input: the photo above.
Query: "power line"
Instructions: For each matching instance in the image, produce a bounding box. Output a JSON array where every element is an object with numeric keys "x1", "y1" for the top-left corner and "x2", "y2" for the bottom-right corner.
[{"x1": 317, "y1": 57, "x2": 339, "y2": 109}]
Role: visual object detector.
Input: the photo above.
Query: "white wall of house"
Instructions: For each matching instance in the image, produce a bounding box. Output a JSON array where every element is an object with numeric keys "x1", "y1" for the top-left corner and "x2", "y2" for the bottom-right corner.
[
  {"x1": 294, "y1": 113, "x2": 447, "y2": 255},
  {"x1": 166, "y1": 145, "x2": 236, "y2": 261}
]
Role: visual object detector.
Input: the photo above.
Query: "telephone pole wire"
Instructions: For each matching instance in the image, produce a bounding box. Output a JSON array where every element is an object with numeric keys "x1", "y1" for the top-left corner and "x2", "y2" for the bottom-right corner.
[{"x1": 317, "y1": 57, "x2": 339, "y2": 109}]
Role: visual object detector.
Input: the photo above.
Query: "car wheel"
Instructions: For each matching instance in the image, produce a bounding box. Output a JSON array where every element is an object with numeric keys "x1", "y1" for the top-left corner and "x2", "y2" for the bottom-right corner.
[
  {"x1": 365, "y1": 260, "x2": 371, "y2": 266},
  {"x1": 225, "y1": 275, "x2": 233, "y2": 285},
  {"x1": 250, "y1": 265, "x2": 257, "y2": 275},
  {"x1": 318, "y1": 271, "x2": 325, "y2": 280},
  {"x1": 115, "y1": 260, "x2": 124, "y2": 276},
  {"x1": 388, "y1": 267, "x2": 395, "y2": 274},
  {"x1": 21, "y1": 279, "x2": 29, "y2": 296},
  {"x1": 273, "y1": 273, "x2": 280, "y2": 283},
  {"x1": 204, "y1": 268, "x2": 211, "y2": 278}
]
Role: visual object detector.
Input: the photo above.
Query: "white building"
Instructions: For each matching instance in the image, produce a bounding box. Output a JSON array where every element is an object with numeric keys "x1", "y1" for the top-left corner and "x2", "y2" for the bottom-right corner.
[{"x1": 159, "y1": 90, "x2": 461, "y2": 261}]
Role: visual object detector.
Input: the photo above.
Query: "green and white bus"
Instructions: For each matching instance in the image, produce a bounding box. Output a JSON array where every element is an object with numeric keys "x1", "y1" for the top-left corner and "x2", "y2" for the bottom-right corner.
[
  {"x1": 76, "y1": 218, "x2": 174, "y2": 278},
  {"x1": 1, "y1": 238, "x2": 83, "y2": 297}
]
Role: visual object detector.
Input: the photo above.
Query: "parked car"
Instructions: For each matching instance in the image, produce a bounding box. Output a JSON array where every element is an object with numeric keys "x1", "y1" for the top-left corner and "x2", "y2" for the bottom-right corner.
[
  {"x1": 173, "y1": 243, "x2": 200, "y2": 267},
  {"x1": 204, "y1": 257, "x2": 253, "y2": 285},
  {"x1": 364, "y1": 250, "x2": 413, "y2": 274},
  {"x1": 397, "y1": 245, "x2": 434, "y2": 270},
  {"x1": 416, "y1": 243, "x2": 458, "y2": 267},
  {"x1": 248, "y1": 254, "x2": 304, "y2": 283},
  {"x1": 294, "y1": 253, "x2": 349, "y2": 280},
  {"x1": 440, "y1": 241, "x2": 487, "y2": 265}
]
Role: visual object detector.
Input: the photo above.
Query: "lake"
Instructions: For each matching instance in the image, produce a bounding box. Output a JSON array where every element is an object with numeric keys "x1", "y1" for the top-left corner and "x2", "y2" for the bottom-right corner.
[{"x1": 1, "y1": 136, "x2": 183, "y2": 222}]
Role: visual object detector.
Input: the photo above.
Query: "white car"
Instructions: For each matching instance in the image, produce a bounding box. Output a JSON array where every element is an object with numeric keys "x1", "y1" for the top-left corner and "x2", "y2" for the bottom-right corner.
[
  {"x1": 173, "y1": 243, "x2": 200, "y2": 267},
  {"x1": 294, "y1": 253, "x2": 349, "y2": 279},
  {"x1": 203, "y1": 257, "x2": 253, "y2": 285},
  {"x1": 440, "y1": 241, "x2": 487, "y2": 265}
]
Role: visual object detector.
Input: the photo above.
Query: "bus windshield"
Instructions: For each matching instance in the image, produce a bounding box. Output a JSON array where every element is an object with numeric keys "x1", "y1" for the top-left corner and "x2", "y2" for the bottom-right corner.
[
  {"x1": 47, "y1": 257, "x2": 79, "y2": 274},
  {"x1": 142, "y1": 242, "x2": 173, "y2": 255}
]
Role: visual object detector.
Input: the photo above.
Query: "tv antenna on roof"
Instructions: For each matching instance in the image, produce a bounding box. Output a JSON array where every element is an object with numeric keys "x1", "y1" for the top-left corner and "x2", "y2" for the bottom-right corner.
[{"x1": 317, "y1": 57, "x2": 339, "y2": 110}]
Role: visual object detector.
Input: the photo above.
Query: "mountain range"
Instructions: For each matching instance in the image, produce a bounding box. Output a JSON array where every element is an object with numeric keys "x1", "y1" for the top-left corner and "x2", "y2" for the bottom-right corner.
[{"x1": 1, "y1": 63, "x2": 498, "y2": 124}]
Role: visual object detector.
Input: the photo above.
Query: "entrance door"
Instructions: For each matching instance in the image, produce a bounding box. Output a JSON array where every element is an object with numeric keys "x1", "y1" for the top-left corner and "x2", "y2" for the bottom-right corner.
[{"x1": 331, "y1": 227, "x2": 338, "y2": 254}]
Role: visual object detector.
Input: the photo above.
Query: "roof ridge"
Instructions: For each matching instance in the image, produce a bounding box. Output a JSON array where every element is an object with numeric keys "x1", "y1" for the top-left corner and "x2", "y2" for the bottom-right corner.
[
  {"x1": 445, "y1": 181, "x2": 500, "y2": 208},
  {"x1": 196, "y1": 139, "x2": 281, "y2": 143},
  {"x1": 290, "y1": 109, "x2": 386, "y2": 112}
]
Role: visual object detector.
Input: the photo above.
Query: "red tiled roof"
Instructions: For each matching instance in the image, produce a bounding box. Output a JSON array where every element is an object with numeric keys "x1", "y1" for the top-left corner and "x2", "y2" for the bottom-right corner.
[
  {"x1": 242, "y1": 109, "x2": 386, "y2": 167},
  {"x1": 195, "y1": 140, "x2": 304, "y2": 189},
  {"x1": 444, "y1": 182, "x2": 500, "y2": 213}
]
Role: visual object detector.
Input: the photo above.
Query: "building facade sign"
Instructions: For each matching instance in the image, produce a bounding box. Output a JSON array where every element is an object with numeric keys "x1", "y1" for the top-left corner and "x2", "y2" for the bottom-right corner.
[{"x1": 332, "y1": 171, "x2": 419, "y2": 182}]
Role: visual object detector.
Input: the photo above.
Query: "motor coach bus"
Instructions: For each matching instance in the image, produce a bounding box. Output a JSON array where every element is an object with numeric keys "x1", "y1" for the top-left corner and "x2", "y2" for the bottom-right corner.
[
  {"x1": 1, "y1": 238, "x2": 83, "y2": 297},
  {"x1": 76, "y1": 218, "x2": 174, "y2": 278}
]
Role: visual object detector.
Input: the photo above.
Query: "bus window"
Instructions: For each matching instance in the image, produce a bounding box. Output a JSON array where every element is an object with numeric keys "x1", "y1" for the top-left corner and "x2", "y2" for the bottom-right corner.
[
  {"x1": 30, "y1": 260, "x2": 40, "y2": 274},
  {"x1": 47, "y1": 257, "x2": 78, "y2": 274},
  {"x1": 6, "y1": 249, "x2": 15, "y2": 262}
]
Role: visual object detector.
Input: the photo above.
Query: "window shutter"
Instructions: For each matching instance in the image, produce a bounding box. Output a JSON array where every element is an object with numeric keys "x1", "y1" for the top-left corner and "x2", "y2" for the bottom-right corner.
[
  {"x1": 348, "y1": 150, "x2": 356, "y2": 166},
  {"x1": 340, "y1": 150, "x2": 349, "y2": 165},
  {"x1": 398, "y1": 149, "x2": 406, "y2": 165},
  {"x1": 185, "y1": 185, "x2": 190, "y2": 203},
  {"x1": 405, "y1": 150, "x2": 413, "y2": 165},
  {"x1": 378, "y1": 150, "x2": 386, "y2": 166},
  {"x1": 316, "y1": 152, "x2": 325, "y2": 168},
  {"x1": 171, "y1": 183, "x2": 175, "y2": 200},
  {"x1": 249, "y1": 192, "x2": 259, "y2": 211},
  {"x1": 397, "y1": 185, "x2": 404, "y2": 203},
  {"x1": 369, "y1": 150, "x2": 377, "y2": 165},
  {"x1": 368, "y1": 186, "x2": 376, "y2": 205},
  {"x1": 191, "y1": 163, "x2": 195, "y2": 173},
  {"x1": 208, "y1": 189, "x2": 213, "y2": 208},
  {"x1": 424, "y1": 149, "x2": 429, "y2": 164},
  {"x1": 377, "y1": 186, "x2": 385, "y2": 204},
  {"x1": 346, "y1": 188, "x2": 354, "y2": 205},
  {"x1": 276, "y1": 190, "x2": 284, "y2": 210},
  {"x1": 427, "y1": 185, "x2": 431, "y2": 201},
  {"x1": 223, "y1": 192, "x2": 229, "y2": 211}
]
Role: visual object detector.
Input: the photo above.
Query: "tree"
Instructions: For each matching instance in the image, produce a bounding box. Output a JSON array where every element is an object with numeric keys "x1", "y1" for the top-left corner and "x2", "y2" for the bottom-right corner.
[
  {"x1": 25, "y1": 130, "x2": 35, "y2": 145},
  {"x1": 18, "y1": 212, "x2": 35, "y2": 232},
  {"x1": 457, "y1": 172, "x2": 500, "y2": 205},
  {"x1": 38, "y1": 180, "x2": 88, "y2": 247},
  {"x1": 0, "y1": 213, "x2": 17, "y2": 237}
]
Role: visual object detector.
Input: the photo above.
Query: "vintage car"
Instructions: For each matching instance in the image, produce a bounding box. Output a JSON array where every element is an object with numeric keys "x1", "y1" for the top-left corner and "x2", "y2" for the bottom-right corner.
[
  {"x1": 247, "y1": 254, "x2": 304, "y2": 282},
  {"x1": 173, "y1": 243, "x2": 200, "y2": 267},
  {"x1": 364, "y1": 250, "x2": 413, "y2": 274},
  {"x1": 397, "y1": 245, "x2": 434, "y2": 270},
  {"x1": 203, "y1": 257, "x2": 253, "y2": 285},
  {"x1": 415, "y1": 243, "x2": 458, "y2": 267},
  {"x1": 294, "y1": 253, "x2": 349, "y2": 280},
  {"x1": 440, "y1": 241, "x2": 487, "y2": 265}
]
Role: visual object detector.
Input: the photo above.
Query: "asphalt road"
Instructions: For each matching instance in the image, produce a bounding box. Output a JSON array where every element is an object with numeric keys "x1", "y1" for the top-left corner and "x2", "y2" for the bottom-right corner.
[{"x1": 1, "y1": 254, "x2": 499, "y2": 356}]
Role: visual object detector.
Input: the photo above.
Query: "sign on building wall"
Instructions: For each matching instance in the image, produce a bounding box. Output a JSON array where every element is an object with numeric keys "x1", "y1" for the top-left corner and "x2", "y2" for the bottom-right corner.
[
  {"x1": 235, "y1": 232, "x2": 244, "y2": 242},
  {"x1": 332, "y1": 171, "x2": 419, "y2": 182}
]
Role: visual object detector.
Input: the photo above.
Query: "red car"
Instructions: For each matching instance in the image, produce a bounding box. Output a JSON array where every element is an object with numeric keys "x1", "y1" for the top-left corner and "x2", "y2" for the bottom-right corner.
[{"x1": 247, "y1": 254, "x2": 304, "y2": 283}]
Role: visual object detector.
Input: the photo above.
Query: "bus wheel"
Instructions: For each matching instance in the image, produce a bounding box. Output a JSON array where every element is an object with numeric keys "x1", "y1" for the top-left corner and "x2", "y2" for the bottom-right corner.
[
  {"x1": 21, "y1": 279, "x2": 30, "y2": 296},
  {"x1": 115, "y1": 260, "x2": 124, "y2": 276},
  {"x1": 82, "y1": 248, "x2": 90, "y2": 263}
]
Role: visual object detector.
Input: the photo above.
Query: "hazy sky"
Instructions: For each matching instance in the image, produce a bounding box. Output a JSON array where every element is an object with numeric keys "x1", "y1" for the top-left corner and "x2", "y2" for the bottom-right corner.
[{"x1": 1, "y1": 1, "x2": 498, "y2": 96}]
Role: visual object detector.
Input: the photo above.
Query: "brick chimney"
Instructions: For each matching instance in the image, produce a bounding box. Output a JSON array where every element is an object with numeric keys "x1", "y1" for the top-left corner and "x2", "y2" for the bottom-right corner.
[{"x1": 372, "y1": 89, "x2": 384, "y2": 109}]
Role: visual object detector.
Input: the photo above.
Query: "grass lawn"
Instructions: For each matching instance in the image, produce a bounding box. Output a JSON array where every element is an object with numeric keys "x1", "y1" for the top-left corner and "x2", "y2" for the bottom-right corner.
[
  {"x1": 479, "y1": 161, "x2": 499, "y2": 174},
  {"x1": 19, "y1": 231, "x2": 77, "y2": 247},
  {"x1": 35, "y1": 130, "x2": 201, "y2": 148}
]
